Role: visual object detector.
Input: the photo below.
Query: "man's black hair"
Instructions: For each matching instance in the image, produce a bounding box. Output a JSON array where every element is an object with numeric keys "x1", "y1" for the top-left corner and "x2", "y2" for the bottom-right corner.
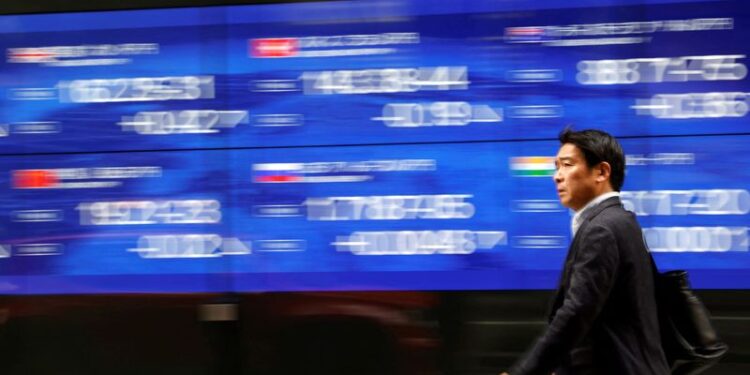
[{"x1": 558, "y1": 127, "x2": 625, "y2": 191}]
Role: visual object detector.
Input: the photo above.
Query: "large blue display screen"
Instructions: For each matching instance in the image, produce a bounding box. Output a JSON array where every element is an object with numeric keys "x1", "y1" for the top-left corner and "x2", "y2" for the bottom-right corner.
[{"x1": 0, "y1": 0, "x2": 748, "y2": 293}]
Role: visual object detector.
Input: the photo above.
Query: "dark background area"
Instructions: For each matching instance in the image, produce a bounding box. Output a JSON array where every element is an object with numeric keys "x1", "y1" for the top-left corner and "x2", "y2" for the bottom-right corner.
[{"x1": 1, "y1": 290, "x2": 748, "y2": 374}]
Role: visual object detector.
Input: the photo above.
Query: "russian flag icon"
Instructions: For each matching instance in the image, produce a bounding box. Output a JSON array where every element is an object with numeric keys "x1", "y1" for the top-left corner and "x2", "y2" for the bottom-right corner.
[{"x1": 252, "y1": 163, "x2": 304, "y2": 183}]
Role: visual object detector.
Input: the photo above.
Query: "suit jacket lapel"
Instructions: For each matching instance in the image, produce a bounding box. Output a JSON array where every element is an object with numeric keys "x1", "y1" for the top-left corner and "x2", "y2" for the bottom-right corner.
[
  {"x1": 568, "y1": 196, "x2": 622, "y2": 252},
  {"x1": 548, "y1": 197, "x2": 623, "y2": 319}
]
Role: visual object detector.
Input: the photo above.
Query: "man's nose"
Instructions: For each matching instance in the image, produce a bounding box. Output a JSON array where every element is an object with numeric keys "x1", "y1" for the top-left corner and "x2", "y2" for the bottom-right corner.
[{"x1": 553, "y1": 169, "x2": 562, "y2": 183}]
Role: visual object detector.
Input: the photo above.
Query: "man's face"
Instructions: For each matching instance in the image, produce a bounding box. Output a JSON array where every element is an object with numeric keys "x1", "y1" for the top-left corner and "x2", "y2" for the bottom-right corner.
[{"x1": 553, "y1": 143, "x2": 599, "y2": 211}]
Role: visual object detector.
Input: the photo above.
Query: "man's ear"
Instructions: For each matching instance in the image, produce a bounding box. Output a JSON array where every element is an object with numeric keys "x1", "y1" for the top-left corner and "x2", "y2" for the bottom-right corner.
[{"x1": 596, "y1": 162, "x2": 611, "y2": 182}]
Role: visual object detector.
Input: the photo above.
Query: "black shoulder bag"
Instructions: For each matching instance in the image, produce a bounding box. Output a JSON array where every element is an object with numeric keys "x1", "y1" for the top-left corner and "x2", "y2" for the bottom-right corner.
[{"x1": 648, "y1": 255, "x2": 729, "y2": 374}]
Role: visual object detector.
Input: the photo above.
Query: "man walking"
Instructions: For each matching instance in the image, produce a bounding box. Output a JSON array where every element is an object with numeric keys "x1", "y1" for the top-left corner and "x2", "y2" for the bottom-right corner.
[{"x1": 502, "y1": 128, "x2": 669, "y2": 375}]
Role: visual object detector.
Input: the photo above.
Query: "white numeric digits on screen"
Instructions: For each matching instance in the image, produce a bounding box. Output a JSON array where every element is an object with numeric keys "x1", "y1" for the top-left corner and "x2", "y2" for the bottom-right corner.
[
  {"x1": 119, "y1": 110, "x2": 248, "y2": 134},
  {"x1": 375, "y1": 102, "x2": 502, "y2": 127},
  {"x1": 131, "y1": 234, "x2": 223, "y2": 258},
  {"x1": 129, "y1": 235, "x2": 251, "y2": 258},
  {"x1": 644, "y1": 227, "x2": 749, "y2": 252},
  {"x1": 77, "y1": 199, "x2": 221, "y2": 225},
  {"x1": 59, "y1": 76, "x2": 214, "y2": 103},
  {"x1": 300, "y1": 66, "x2": 468, "y2": 95},
  {"x1": 577, "y1": 55, "x2": 746, "y2": 85},
  {"x1": 621, "y1": 189, "x2": 750, "y2": 216},
  {"x1": 632, "y1": 92, "x2": 749, "y2": 119},
  {"x1": 304, "y1": 194, "x2": 475, "y2": 220},
  {"x1": 333, "y1": 230, "x2": 507, "y2": 255}
]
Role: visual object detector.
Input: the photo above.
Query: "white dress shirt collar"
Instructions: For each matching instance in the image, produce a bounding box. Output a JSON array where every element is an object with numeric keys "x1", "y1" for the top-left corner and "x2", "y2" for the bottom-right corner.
[{"x1": 571, "y1": 191, "x2": 620, "y2": 236}]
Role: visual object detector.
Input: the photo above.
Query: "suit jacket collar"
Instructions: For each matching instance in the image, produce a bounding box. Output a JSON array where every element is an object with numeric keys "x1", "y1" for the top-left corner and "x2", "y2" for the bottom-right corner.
[
  {"x1": 569, "y1": 196, "x2": 621, "y2": 246},
  {"x1": 572, "y1": 192, "x2": 620, "y2": 233},
  {"x1": 579, "y1": 196, "x2": 622, "y2": 224},
  {"x1": 548, "y1": 196, "x2": 623, "y2": 319},
  {"x1": 570, "y1": 196, "x2": 621, "y2": 247}
]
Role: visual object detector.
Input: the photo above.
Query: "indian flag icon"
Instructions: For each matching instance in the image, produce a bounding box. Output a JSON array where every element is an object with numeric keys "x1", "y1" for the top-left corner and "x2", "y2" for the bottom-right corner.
[{"x1": 510, "y1": 157, "x2": 555, "y2": 177}]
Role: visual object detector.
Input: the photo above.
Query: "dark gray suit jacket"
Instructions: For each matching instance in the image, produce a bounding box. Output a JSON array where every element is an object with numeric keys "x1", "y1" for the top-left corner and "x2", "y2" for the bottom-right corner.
[{"x1": 510, "y1": 197, "x2": 670, "y2": 375}]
